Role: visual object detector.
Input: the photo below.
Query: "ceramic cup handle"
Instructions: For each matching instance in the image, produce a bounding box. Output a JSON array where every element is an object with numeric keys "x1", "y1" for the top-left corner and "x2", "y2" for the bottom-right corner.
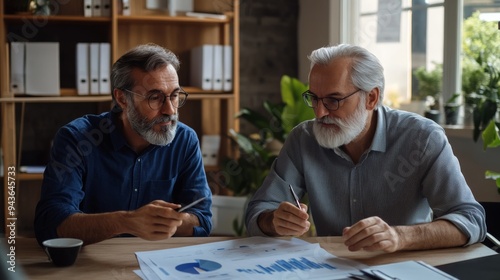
[{"x1": 44, "y1": 247, "x2": 52, "y2": 262}]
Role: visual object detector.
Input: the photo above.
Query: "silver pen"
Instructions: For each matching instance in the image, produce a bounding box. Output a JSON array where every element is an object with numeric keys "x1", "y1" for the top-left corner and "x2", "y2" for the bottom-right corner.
[
  {"x1": 288, "y1": 184, "x2": 302, "y2": 210},
  {"x1": 177, "y1": 197, "x2": 206, "y2": 212}
]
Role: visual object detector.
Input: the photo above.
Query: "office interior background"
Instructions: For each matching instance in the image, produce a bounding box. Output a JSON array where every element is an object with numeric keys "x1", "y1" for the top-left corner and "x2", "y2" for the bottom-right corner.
[{"x1": 2, "y1": 0, "x2": 500, "y2": 237}]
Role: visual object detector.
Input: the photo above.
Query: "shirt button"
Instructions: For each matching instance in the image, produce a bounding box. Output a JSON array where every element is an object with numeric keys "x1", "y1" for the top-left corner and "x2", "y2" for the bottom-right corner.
[
  {"x1": 134, "y1": 188, "x2": 138, "y2": 192},
  {"x1": 353, "y1": 199, "x2": 357, "y2": 203},
  {"x1": 137, "y1": 158, "x2": 141, "y2": 162}
]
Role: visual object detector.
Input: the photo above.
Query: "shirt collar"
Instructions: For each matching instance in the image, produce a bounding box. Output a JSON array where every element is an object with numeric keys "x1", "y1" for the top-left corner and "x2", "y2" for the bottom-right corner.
[
  {"x1": 332, "y1": 106, "x2": 387, "y2": 160},
  {"x1": 370, "y1": 106, "x2": 387, "y2": 153}
]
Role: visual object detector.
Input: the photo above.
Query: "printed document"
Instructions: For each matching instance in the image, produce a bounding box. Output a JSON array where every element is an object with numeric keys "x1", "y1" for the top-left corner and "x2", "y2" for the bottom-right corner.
[{"x1": 135, "y1": 237, "x2": 367, "y2": 280}]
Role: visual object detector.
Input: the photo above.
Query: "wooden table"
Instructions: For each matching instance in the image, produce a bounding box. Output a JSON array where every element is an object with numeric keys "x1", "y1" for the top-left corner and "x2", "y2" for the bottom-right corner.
[{"x1": 10, "y1": 237, "x2": 498, "y2": 280}]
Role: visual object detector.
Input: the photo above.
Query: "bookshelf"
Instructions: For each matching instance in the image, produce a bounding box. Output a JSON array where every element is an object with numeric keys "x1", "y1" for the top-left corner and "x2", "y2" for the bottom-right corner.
[{"x1": 0, "y1": 0, "x2": 240, "y2": 236}]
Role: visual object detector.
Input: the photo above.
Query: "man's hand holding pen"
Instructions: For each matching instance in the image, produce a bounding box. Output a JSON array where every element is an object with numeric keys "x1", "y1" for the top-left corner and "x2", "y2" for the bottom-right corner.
[
  {"x1": 271, "y1": 202, "x2": 310, "y2": 236},
  {"x1": 121, "y1": 200, "x2": 187, "y2": 240},
  {"x1": 121, "y1": 198, "x2": 205, "y2": 240},
  {"x1": 257, "y1": 185, "x2": 310, "y2": 237}
]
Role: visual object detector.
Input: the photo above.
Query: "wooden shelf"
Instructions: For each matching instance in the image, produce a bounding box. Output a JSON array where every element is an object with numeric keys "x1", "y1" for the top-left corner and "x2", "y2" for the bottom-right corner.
[
  {"x1": 0, "y1": 87, "x2": 235, "y2": 103},
  {"x1": 3, "y1": 14, "x2": 111, "y2": 23},
  {"x1": 18, "y1": 173, "x2": 44, "y2": 181},
  {"x1": 117, "y1": 14, "x2": 232, "y2": 24},
  {"x1": 3, "y1": 14, "x2": 233, "y2": 24}
]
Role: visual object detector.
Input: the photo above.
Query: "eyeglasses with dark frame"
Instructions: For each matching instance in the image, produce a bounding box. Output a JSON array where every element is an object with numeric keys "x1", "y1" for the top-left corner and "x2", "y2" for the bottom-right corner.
[
  {"x1": 122, "y1": 88, "x2": 188, "y2": 110},
  {"x1": 302, "y1": 88, "x2": 362, "y2": 111}
]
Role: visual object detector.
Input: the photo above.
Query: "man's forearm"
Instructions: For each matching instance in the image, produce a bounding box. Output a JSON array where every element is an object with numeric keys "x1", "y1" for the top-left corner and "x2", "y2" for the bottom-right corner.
[
  {"x1": 57, "y1": 212, "x2": 126, "y2": 245},
  {"x1": 257, "y1": 210, "x2": 279, "y2": 236},
  {"x1": 174, "y1": 213, "x2": 200, "y2": 236},
  {"x1": 395, "y1": 219, "x2": 468, "y2": 250}
]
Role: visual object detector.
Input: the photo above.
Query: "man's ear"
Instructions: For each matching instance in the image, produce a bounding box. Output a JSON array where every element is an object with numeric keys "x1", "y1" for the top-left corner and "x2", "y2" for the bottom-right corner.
[
  {"x1": 114, "y1": 88, "x2": 127, "y2": 109},
  {"x1": 366, "y1": 87, "x2": 380, "y2": 110}
]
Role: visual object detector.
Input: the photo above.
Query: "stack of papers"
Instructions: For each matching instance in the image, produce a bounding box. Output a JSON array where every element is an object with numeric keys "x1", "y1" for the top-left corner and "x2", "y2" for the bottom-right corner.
[
  {"x1": 360, "y1": 261, "x2": 458, "y2": 280},
  {"x1": 134, "y1": 237, "x2": 366, "y2": 280}
]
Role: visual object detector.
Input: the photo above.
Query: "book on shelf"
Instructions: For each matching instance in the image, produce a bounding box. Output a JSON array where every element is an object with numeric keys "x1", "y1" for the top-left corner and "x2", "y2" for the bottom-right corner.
[
  {"x1": 84, "y1": 0, "x2": 111, "y2": 17},
  {"x1": 25, "y1": 42, "x2": 60, "y2": 96},
  {"x1": 19, "y1": 166, "x2": 46, "y2": 174},
  {"x1": 190, "y1": 44, "x2": 233, "y2": 91},
  {"x1": 185, "y1": 12, "x2": 227, "y2": 20}
]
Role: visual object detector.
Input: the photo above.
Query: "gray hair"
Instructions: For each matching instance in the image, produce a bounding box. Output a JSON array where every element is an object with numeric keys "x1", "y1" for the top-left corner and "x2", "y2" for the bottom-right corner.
[
  {"x1": 308, "y1": 44, "x2": 385, "y2": 107},
  {"x1": 110, "y1": 43, "x2": 180, "y2": 107}
]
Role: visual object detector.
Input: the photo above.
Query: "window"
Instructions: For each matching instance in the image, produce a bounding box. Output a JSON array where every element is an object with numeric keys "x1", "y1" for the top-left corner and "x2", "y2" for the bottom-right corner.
[{"x1": 349, "y1": 0, "x2": 500, "y2": 111}]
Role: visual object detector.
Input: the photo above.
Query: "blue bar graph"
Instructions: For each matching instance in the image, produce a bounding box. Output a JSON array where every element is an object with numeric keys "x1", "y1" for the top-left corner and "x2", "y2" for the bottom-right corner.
[{"x1": 236, "y1": 257, "x2": 337, "y2": 275}]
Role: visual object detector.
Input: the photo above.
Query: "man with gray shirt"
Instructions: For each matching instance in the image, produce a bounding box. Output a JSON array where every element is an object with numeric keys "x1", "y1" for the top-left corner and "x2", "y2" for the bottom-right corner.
[{"x1": 245, "y1": 44, "x2": 486, "y2": 252}]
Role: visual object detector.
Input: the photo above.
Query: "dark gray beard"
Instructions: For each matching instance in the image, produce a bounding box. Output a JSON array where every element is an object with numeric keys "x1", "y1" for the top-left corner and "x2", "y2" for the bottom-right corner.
[{"x1": 126, "y1": 105, "x2": 178, "y2": 146}]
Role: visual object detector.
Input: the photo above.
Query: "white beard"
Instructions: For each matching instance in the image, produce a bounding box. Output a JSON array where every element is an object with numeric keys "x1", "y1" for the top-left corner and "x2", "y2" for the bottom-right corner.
[{"x1": 313, "y1": 95, "x2": 368, "y2": 149}]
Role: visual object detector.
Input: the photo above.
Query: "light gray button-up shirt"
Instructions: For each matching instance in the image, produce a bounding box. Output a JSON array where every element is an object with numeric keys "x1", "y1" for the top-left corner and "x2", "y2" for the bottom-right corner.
[{"x1": 245, "y1": 106, "x2": 486, "y2": 245}]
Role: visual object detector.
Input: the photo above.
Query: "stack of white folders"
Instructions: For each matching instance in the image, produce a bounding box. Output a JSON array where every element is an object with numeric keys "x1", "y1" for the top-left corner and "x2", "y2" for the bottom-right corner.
[
  {"x1": 190, "y1": 44, "x2": 233, "y2": 91},
  {"x1": 10, "y1": 42, "x2": 60, "y2": 96},
  {"x1": 83, "y1": 0, "x2": 111, "y2": 17},
  {"x1": 76, "y1": 42, "x2": 111, "y2": 95}
]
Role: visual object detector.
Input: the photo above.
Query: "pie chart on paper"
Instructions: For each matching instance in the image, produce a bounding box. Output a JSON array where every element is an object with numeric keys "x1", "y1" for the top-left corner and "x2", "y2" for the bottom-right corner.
[{"x1": 175, "y1": 259, "x2": 222, "y2": 274}]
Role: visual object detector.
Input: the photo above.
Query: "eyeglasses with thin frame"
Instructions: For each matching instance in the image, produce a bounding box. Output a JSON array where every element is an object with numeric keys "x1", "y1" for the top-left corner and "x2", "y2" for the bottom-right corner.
[
  {"x1": 302, "y1": 88, "x2": 361, "y2": 111},
  {"x1": 122, "y1": 88, "x2": 188, "y2": 110}
]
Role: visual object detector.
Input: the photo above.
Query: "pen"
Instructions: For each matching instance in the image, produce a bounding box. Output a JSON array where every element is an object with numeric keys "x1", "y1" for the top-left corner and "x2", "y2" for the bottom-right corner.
[
  {"x1": 177, "y1": 197, "x2": 206, "y2": 213},
  {"x1": 288, "y1": 184, "x2": 302, "y2": 210}
]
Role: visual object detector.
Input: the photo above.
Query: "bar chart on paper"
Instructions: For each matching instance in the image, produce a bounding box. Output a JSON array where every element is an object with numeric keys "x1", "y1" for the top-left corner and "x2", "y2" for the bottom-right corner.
[
  {"x1": 236, "y1": 257, "x2": 336, "y2": 275},
  {"x1": 135, "y1": 237, "x2": 366, "y2": 280}
]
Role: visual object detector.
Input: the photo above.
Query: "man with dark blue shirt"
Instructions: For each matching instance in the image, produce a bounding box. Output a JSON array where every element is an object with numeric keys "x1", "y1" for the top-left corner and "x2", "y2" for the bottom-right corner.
[{"x1": 35, "y1": 44, "x2": 212, "y2": 245}]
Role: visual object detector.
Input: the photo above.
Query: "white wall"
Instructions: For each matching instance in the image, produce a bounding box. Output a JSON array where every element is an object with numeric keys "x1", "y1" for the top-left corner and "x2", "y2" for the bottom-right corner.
[{"x1": 298, "y1": 0, "x2": 343, "y2": 82}]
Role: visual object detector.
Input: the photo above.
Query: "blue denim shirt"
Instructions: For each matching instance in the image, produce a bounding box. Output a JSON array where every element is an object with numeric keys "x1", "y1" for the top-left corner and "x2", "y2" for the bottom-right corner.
[{"x1": 35, "y1": 111, "x2": 212, "y2": 244}]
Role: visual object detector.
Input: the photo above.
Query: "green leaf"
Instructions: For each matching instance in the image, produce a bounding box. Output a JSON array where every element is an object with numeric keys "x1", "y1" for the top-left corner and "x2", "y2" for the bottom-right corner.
[
  {"x1": 482, "y1": 120, "x2": 500, "y2": 150},
  {"x1": 485, "y1": 170, "x2": 500, "y2": 191},
  {"x1": 485, "y1": 170, "x2": 500, "y2": 179},
  {"x1": 480, "y1": 99, "x2": 497, "y2": 128},
  {"x1": 236, "y1": 108, "x2": 271, "y2": 131},
  {"x1": 279, "y1": 75, "x2": 314, "y2": 133},
  {"x1": 472, "y1": 106, "x2": 482, "y2": 142},
  {"x1": 280, "y1": 75, "x2": 295, "y2": 106},
  {"x1": 229, "y1": 129, "x2": 255, "y2": 155}
]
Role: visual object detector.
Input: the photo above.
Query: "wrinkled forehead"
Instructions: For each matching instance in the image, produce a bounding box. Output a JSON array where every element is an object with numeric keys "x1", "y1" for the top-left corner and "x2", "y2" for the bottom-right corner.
[{"x1": 309, "y1": 58, "x2": 354, "y2": 94}]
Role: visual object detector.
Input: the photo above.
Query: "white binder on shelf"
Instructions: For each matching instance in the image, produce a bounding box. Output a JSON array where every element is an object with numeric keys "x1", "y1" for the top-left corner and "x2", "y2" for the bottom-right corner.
[
  {"x1": 83, "y1": 0, "x2": 92, "y2": 17},
  {"x1": 76, "y1": 43, "x2": 89, "y2": 95},
  {"x1": 122, "y1": 0, "x2": 131, "y2": 15},
  {"x1": 92, "y1": 0, "x2": 102, "y2": 17},
  {"x1": 222, "y1": 45, "x2": 233, "y2": 92},
  {"x1": 10, "y1": 42, "x2": 25, "y2": 95},
  {"x1": 168, "y1": 0, "x2": 193, "y2": 16},
  {"x1": 190, "y1": 44, "x2": 213, "y2": 91},
  {"x1": 101, "y1": 0, "x2": 111, "y2": 17},
  {"x1": 212, "y1": 44, "x2": 223, "y2": 91},
  {"x1": 201, "y1": 135, "x2": 221, "y2": 166},
  {"x1": 99, "y1": 43, "x2": 111, "y2": 94},
  {"x1": 89, "y1": 43, "x2": 100, "y2": 95},
  {"x1": 25, "y1": 42, "x2": 60, "y2": 96}
]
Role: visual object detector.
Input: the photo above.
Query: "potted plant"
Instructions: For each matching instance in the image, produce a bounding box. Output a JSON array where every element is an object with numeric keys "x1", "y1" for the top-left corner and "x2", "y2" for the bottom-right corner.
[
  {"x1": 482, "y1": 120, "x2": 500, "y2": 194},
  {"x1": 212, "y1": 75, "x2": 314, "y2": 236},
  {"x1": 444, "y1": 92, "x2": 461, "y2": 125},
  {"x1": 413, "y1": 63, "x2": 443, "y2": 122},
  {"x1": 462, "y1": 11, "x2": 500, "y2": 141}
]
